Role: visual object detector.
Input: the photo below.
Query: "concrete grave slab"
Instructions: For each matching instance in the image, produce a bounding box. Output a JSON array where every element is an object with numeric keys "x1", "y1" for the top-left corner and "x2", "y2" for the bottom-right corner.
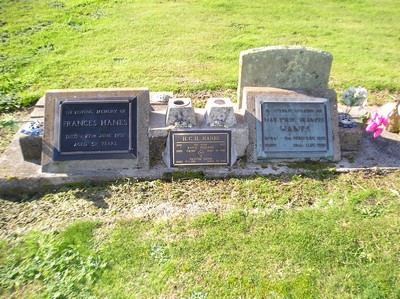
[
  {"x1": 238, "y1": 46, "x2": 333, "y2": 108},
  {"x1": 42, "y1": 88, "x2": 150, "y2": 173}
]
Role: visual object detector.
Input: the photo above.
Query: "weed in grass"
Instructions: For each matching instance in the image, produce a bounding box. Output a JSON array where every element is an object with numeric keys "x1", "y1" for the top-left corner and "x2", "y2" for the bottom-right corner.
[
  {"x1": 2, "y1": 177, "x2": 400, "y2": 298},
  {"x1": 150, "y1": 242, "x2": 171, "y2": 265},
  {"x1": 0, "y1": 221, "x2": 107, "y2": 298},
  {"x1": 347, "y1": 189, "x2": 396, "y2": 218}
]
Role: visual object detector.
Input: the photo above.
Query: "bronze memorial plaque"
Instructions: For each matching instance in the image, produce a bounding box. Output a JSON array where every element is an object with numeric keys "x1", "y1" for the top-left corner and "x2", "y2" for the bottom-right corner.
[{"x1": 170, "y1": 130, "x2": 231, "y2": 167}]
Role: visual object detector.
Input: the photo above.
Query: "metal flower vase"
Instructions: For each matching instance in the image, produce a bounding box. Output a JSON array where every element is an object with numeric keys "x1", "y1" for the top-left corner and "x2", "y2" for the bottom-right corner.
[{"x1": 338, "y1": 112, "x2": 356, "y2": 128}]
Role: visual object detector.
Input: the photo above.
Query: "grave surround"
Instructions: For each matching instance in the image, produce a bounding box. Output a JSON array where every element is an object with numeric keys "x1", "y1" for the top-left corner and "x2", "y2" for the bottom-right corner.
[
  {"x1": 42, "y1": 88, "x2": 150, "y2": 173},
  {"x1": 4, "y1": 45, "x2": 394, "y2": 197},
  {"x1": 1, "y1": 86, "x2": 399, "y2": 197}
]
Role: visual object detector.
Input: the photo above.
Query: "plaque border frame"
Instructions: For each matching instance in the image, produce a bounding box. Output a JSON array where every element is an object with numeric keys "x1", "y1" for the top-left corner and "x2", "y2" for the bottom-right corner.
[
  {"x1": 255, "y1": 97, "x2": 334, "y2": 160},
  {"x1": 53, "y1": 97, "x2": 137, "y2": 161},
  {"x1": 169, "y1": 130, "x2": 232, "y2": 167}
]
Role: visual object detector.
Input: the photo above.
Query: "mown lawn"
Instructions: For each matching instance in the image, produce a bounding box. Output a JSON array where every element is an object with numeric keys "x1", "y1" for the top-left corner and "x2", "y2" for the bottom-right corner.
[
  {"x1": 1, "y1": 0, "x2": 400, "y2": 297},
  {"x1": 1, "y1": 0, "x2": 399, "y2": 111},
  {"x1": 1, "y1": 170, "x2": 400, "y2": 298}
]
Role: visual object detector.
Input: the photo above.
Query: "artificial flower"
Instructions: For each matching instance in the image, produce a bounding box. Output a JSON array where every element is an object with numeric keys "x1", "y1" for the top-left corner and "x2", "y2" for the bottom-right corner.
[
  {"x1": 342, "y1": 86, "x2": 368, "y2": 114},
  {"x1": 365, "y1": 111, "x2": 389, "y2": 138}
]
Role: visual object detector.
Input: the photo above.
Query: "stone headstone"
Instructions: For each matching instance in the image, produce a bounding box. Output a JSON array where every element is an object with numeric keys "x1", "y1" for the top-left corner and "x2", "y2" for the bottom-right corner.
[
  {"x1": 243, "y1": 87, "x2": 340, "y2": 162},
  {"x1": 42, "y1": 88, "x2": 150, "y2": 173},
  {"x1": 238, "y1": 46, "x2": 333, "y2": 108}
]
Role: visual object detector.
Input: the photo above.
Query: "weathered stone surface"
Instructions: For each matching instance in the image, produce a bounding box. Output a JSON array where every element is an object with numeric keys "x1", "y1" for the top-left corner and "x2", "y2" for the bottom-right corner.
[
  {"x1": 35, "y1": 96, "x2": 45, "y2": 108},
  {"x1": 339, "y1": 122, "x2": 363, "y2": 159},
  {"x1": 19, "y1": 134, "x2": 42, "y2": 161},
  {"x1": 243, "y1": 87, "x2": 340, "y2": 162},
  {"x1": 205, "y1": 98, "x2": 236, "y2": 127},
  {"x1": 29, "y1": 107, "x2": 44, "y2": 119},
  {"x1": 165, "y1": 98, "x2": 196, "y2": 127},
  {"x1": 238, "y1": 46, "x2": 333, "y2": 107}
]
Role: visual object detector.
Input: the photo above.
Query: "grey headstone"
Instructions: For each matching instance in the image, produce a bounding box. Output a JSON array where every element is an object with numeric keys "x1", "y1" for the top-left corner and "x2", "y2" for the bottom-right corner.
[
  {"x1": 238, "y1": 46, "x2": 333, "y2": 108},
  {"x1": 243, "y1": 87, "x2": 340, "y2": 162}
]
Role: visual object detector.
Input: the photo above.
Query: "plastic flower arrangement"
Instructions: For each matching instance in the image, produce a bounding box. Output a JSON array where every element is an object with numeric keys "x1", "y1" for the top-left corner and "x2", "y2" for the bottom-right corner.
[
  {"x1": 342, "y1": 86, "x2": 368, "y2": 106},
  {"x1": 365, "y1": 111, "x2": 389, "y2": 138},
  {"x1": 339, "y1": 86, "x2": 369, "y2": 128},
  {"x1": 342, "y1": 86, "x2": 368, "y2": 114}
]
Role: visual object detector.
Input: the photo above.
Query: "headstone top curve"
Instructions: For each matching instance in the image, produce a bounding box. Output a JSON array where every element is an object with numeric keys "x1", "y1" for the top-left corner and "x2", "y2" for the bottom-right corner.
[
  {"x1": 240, "y1": 45, "x2": 332, "y2": 58},
  {"x1": 238, "y1": 45, "x2": 333, "y2": 108}
]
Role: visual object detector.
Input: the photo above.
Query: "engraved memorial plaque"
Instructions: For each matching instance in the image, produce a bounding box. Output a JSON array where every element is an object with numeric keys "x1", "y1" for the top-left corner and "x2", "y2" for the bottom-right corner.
[
  {"x1": 170, "y1": 131, "x2": 231, "y2": 166},
  {"x1": 256, "y1": 98, "x2": 333, "y2": 159},
  {"x1": 54, "y1": 97, "x2": 137, "y2": 160}
]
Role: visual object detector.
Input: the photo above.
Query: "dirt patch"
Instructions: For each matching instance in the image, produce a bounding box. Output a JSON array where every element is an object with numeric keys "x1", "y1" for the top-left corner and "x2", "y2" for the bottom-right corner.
[{"x1": 0, "y1": 179, "x2": 238, "y2": 239}]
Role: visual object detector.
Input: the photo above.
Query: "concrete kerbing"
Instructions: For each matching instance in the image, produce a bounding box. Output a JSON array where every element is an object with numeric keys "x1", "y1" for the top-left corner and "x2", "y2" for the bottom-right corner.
[{"x1": 1, "y1": 97, "x2": 400, "y2": 198}]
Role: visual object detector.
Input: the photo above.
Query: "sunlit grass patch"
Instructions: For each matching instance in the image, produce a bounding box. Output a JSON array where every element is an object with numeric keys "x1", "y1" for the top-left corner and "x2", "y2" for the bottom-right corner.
[
  {"x1": 1, "y1": 169, "x2": 400, "y2": 297},
  {"x1": 1, "y1": 0, "x2": 399, "y2": 111}
]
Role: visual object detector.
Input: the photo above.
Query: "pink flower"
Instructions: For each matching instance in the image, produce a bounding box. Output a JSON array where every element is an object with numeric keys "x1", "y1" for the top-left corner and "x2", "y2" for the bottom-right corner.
[{"x1": 365, "y1": 111, "x2": 389, "y2": 138}]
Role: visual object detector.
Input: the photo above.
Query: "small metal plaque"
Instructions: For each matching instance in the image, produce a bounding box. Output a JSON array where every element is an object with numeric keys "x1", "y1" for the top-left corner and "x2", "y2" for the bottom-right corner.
[
  {"x1": 256, "y1": 98, "x2": 333, "y2": 159},
  {"x1": 54, "y1": 97, "x2": 137, "y2": 160},
  {"x1": 170, "y1": 130, "x2": 231, "y2": 166}
]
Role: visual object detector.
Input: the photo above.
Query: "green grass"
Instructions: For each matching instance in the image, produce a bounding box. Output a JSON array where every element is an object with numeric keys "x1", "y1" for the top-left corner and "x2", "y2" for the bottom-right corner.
[
  {"x1": 1, "y1": 200, "x2": 399, "y2": 297},
  {"x1": 1, "y1": 0, "x2": 399, "y2": 111},
  {"x1": 1, "y1": 170, "x2": 400, "y2": 297},
  {"x1": 1, "y1": 1, "x2": 400, "y2": 297}
]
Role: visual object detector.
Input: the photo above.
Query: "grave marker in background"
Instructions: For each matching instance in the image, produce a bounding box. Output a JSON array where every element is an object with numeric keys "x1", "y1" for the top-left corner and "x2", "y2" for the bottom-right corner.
[
  {"x1": 239, "y1": 46, "x2": 339, "y2": 161},
  {"x1": 238, "y1": 46, "x2": 333, "y2": 108}
]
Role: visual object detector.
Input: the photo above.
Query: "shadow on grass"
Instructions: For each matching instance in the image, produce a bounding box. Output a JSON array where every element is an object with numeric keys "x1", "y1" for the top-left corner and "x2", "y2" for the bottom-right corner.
[{"x1": 1, "y1": 166, "x2": 339, "y2": 204}]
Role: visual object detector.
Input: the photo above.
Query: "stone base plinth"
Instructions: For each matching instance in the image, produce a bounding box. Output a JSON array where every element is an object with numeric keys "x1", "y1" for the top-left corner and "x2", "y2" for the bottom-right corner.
[{"x1": 339, "y1": 123, "x2": 363, "y2": 159}]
